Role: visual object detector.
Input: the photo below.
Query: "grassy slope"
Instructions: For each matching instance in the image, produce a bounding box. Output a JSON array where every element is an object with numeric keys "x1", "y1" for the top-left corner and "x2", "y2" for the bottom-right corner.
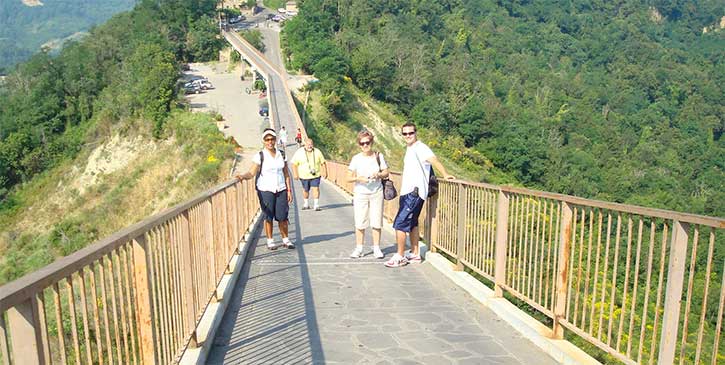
[
  {"x1": 299, "y1": 83, "x2": 518, "y2": 184},
  {"x1": 0, "y1": 111, "x2": 235, "y2": 285}
]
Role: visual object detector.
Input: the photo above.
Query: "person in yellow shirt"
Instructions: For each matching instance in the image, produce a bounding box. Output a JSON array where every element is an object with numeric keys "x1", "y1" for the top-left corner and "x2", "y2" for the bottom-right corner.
[{"x1": 291, "y1": 139, "x2": 328, "y2": 210}]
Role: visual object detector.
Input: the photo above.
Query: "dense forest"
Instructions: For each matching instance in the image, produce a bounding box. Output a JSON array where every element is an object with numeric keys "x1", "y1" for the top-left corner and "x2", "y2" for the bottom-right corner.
[
  {"x1": 0, "y1": 0, "x2": 137, "y2": 72},
  {"x1": 282, "y1": 0, "x2": 724, "y2": 218},
  {"x1": 0, "y1": 0, "x2": 223, "y2": 200}
]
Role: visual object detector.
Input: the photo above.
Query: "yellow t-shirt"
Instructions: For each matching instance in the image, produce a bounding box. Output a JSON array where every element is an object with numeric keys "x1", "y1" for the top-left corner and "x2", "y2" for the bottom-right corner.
[{"x1": 291, "y1": 148, "x2": 326, "y2": 179}]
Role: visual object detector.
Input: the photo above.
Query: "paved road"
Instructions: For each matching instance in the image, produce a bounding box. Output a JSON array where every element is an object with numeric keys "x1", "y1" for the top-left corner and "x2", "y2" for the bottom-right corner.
[
  {"x1": 182, "y1": 63, "x2": 267, "y2": 149},
  {"x1": 223, "y1": 30, "x2": 299, "y2": 142},
  {"x1": 206, "y1": 163, "x2": 560, "y2": 364}
]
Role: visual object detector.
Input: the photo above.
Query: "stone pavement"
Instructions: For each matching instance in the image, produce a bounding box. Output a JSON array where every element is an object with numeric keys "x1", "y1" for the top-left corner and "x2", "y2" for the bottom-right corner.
[{"x1": 206, "y1": 148, "x2": 560, "y2": 364}]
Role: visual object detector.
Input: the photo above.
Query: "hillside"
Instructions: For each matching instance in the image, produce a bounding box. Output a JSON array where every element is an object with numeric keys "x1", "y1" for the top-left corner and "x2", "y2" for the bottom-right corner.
[
  {"x1": 283, "y1": 0, "x2": 725, "y2": 218},
  {"x1": 0, "y1": 112, "x2": 235, "y2": 285},
  {"x1": 0, "y1": 0, "x2": 227, "y2": 284},
  {"x1": 0, "y1": 0, "x2": 135, "y2": 72}
]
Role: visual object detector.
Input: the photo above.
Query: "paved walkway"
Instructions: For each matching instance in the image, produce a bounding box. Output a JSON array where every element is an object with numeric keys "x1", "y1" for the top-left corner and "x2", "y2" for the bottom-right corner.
[{"x1": 206, "y1": 152, "x2": 559, "y2": 364}]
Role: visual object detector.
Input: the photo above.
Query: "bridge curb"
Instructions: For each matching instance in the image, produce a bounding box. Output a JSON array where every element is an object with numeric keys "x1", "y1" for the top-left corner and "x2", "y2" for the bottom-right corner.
[
  {"x1": 178, "y1": 211, "x2": 263, "y2": 365},
  {"x1": 426, "y1": 252, "x2": 601, "y2": 365}
]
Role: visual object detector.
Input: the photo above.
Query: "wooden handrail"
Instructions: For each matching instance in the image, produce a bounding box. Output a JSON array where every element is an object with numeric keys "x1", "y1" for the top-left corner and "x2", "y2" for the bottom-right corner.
[
  {"x1": 326, "y1": 159, "x2": 724, "y2": 228},
  {"x1": 0, "y1": 179, "x2": 239, "y2": 312}
]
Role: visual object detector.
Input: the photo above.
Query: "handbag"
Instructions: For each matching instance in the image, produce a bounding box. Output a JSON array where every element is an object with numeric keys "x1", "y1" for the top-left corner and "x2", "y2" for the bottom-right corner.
[
  {"x1": 414, "y1": 151, "x2": 438, "y2": 198},
  {"x1": 375, "y1": 153, "x2": 397, "y2": 200}
]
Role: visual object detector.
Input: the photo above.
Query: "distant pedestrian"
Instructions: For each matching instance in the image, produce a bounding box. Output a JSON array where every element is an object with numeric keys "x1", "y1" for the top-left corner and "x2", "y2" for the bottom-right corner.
[
  {"x1": 295, "y1": 128, "x2": 303, "y2": 147},
  {"x1": 347, "y1": 130, "x2": 389, "y2": 259},
  {"x1": 278, "y1": 126, "x2": 288, "y2": 147},
  {"x1": 291, "y1": 139, "x2": 328, "y2": 211},
  {"x1": 236, "y1": 128, "x2": 295, "y2": 250},
  {"x1": 385, "y1": 122, "x2": 455, "y2": 268}
]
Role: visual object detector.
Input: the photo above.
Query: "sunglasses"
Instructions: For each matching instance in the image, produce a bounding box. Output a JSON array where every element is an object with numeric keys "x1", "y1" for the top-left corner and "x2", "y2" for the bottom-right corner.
[
  {"x1": 401, "y1": 131, "x2": 416, "y2": 136},
  {"x1": 359, "y1": 140, "x2": 372, "y2": 146},
  {"x1": 263, "y1": 137, "x2": 276, "y2": 142}
]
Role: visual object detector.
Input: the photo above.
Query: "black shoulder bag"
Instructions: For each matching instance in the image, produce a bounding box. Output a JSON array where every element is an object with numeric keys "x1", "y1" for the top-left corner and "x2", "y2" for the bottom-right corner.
[{"x1": 375, "y1": 152, "x2": 397, "y2": 200}]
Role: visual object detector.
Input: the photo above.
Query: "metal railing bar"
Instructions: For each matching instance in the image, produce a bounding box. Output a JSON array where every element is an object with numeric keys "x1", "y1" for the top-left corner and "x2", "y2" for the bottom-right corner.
[
  {"x1": 559, "y1": 319, "x2": 637, "y2": 365},
  {"x1": 625, "y1": 219, "x2": 644, "y2": 357},
  {"x1": 497, "y1": 283, "x2": 555, "y2": 319},
  {"x1": 694, "y1": 229, "x2": 715, "y2": 364},
  {"x1": 648, "y1": 223, "x2": 669, "y2": 365},
  {"x1": 679, "y1": 227, "x2": 700, "y2": 364}
]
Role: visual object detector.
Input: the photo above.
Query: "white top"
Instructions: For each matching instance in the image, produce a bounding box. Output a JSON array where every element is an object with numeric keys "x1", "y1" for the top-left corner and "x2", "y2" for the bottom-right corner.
[
  {"x1": 400, "y1": 141, "x2": 434, "y2": 199},
  {"x1": 348, "y1": 152, "x2": 389, "y2": 194},
  {"x1": 252, "y1": 149, "x2": 287, "y2": 193},
  {"x1": 279, "y1": 129, "x2": 288, "y2": 141}
]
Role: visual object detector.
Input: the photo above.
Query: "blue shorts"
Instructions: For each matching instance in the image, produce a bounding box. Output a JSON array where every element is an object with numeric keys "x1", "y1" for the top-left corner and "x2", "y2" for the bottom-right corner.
[
  {"x1": 392, "y1": 191, "x2": 425, "y2": 233},
  {"x1": 300, "y1": 177, "x2": 321, "y2": 192},
  {"x1": 257, "y1": 190, "x2": 289, "y2": 222}
]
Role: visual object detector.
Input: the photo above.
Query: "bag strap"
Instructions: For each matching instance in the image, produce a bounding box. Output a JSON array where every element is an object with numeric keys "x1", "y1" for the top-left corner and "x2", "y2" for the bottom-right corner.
[
  {"x1": 375, "y1": 152, "x2": 382, "y2": 172},
  {"x1": 413, "y1": 150, "x2": 430, "y2": 177},
  {"x1": 256, "y1": 151, "x2": 264, "y2": 181},
  {"x1": 256, "y1": 149, "x2": 285, "y2": 179}
]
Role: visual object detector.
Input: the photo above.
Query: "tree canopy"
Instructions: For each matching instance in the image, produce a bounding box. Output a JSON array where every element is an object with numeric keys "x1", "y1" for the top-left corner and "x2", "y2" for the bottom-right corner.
[
  {"x1": 282, "y1": 0, "x2": 724, "y2": 218},
  {"x1": 0, "y1": 0, "x2": 223, "y2": 197}
]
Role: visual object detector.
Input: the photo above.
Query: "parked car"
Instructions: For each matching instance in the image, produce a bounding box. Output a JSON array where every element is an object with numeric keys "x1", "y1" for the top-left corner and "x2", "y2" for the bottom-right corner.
[
  {"x1": 277, "y1": 8, "x2": 287, "y2": 14},
  {"x1": 272, "y1": 15, "x2": 283, "y2": 22},
  {"x1": 228, "y1": 15, "x2": 245, "y2": 24},
  {"x1": 266, "y1": 13, "x2": 275, "y2": 20},
  {"x1": 184, "y1": 83, "x2": 201, "y2": 94},
  {"x1": 259, "y1": 107, "x2": 269, "y2": 116},
  {"x1": 192, "y1": 79, "x2": 214, "y2": 90}
]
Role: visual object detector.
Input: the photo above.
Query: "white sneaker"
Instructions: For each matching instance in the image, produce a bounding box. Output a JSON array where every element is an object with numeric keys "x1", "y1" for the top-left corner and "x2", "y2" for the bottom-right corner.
[
  {"x1": 384, "y1": 254, "x2": 408, "y2": 268},
  {"x1": 404, "y1": 251, "x2": 422, "y2": 263},
  {"x1": 266, "y1": 239, "x2": 279, "y2": 250},
  {"x1": 373, "y1": 246, "x2": 384, "y2": 259},
  {"x1": 349, "y1": 246, "x2": 363, "y2": 258},
  {"x1": 282, "y1": 238, "x2": 295, "y2": 249}
]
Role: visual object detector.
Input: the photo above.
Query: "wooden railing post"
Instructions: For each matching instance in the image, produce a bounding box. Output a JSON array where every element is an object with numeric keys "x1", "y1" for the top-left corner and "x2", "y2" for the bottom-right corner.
[
  {"x1": 552, "y1": 202, "x2": 573, "y2": 339},
  {"x1": 455, "y1": 183, "x2": 467, "y2": 271},
  {"x1": 494, "y1": 190, "x2": 510, "y2": 297},
  {"x1": 657, "y1": 220, "x2": 689, "y2": 365},
  {"x1": 6, "y1": 298, "x2": 43, "y2": 364},
  {"x1": 131, "y1": 235, "x2": 156, "y2": 365}
]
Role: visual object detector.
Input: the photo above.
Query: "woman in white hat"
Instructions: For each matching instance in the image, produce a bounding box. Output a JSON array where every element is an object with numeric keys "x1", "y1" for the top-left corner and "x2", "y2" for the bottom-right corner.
[{"x1": 237, "y1": 128, "x2": 294, "y2": 249}]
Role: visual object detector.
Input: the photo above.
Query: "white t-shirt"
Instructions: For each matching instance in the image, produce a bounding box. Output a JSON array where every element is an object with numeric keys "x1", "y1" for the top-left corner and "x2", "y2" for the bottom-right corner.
[
  {"x1": 278, "y1": 129, "x2": 288, "y2": 143},
  {"x1": 400, "y1": 141, "x2": 435, "y2": 199},
  {"x1": 348, "y1": 152, "x2": 388, "y2": 194},
  {"x1": 252, "y1": 149, "x2": 287, "y2": 193}
]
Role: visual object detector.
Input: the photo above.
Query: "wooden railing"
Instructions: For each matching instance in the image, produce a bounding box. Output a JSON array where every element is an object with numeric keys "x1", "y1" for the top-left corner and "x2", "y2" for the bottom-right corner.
[
  {"x1": 0, "y1": 179, "x2": 259, "y2": 365},
  {"x1": 326, "y1": 160, "x2": 725, "y2": 365}
]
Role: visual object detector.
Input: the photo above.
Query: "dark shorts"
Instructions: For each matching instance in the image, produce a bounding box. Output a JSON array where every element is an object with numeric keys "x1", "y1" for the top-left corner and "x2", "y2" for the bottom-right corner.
[
  {"x1": 300, "y1": 177, "x2": 321, "y2": 192},
  {"x1": 257, "y1": 190, "x2": 289, "y2": 222},
  {"x1": 392, "y1": 191, "x2": 425, "y2": 233}
]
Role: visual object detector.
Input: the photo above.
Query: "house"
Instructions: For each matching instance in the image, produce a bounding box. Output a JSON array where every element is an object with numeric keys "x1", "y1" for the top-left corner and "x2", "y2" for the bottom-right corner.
[{"x1": 285, "y1": 1, "x2": 297, "y2": 12}]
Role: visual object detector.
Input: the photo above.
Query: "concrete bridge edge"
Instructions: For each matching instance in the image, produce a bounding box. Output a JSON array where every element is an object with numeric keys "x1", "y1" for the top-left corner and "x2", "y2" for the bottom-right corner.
[{"x1": 178, "y1": 211, "x2": 264, "y2": 365}]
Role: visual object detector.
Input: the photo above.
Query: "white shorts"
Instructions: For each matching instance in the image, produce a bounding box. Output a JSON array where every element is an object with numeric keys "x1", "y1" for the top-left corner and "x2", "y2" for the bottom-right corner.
[{"x1": 353, "y1": 189, "x2": 384, "y2": 229}]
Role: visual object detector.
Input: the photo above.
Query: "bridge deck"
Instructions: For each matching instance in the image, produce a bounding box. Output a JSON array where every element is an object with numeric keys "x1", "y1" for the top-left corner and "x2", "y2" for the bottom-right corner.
[{"x1": 206, "y1": 157, "x2": 559, "y2": 364}]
